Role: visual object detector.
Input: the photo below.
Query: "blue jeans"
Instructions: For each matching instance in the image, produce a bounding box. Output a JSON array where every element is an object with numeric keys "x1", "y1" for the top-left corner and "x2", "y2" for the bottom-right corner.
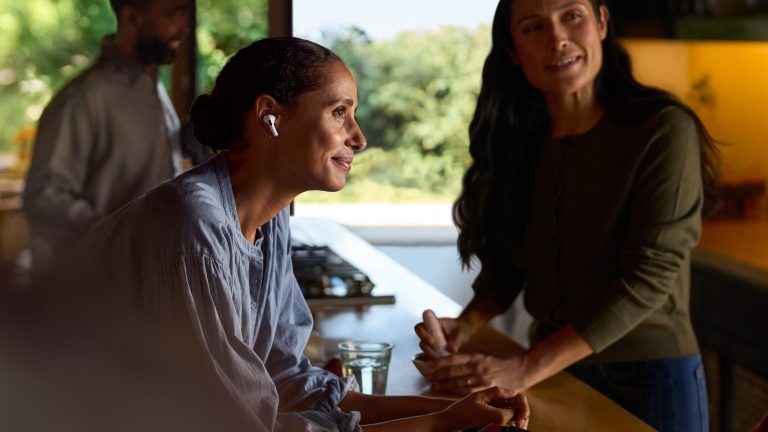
[{"x1": 567, "y1": 355, "x2": 709, "y2": 432}]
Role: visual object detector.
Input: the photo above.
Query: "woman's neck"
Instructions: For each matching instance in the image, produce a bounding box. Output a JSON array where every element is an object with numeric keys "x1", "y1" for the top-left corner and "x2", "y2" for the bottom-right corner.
[
  {"x1": 225, "y1": 149, "x2": 296, "y2": 244},
  {"x1": 545, "y1": 88, "x2": 604, "y2": 139}
]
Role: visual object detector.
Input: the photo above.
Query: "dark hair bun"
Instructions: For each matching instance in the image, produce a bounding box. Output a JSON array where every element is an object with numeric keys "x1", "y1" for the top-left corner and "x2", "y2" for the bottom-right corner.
[
  {"x1": 189, "y1": 94, "x2": 232, "y2": 151},
  {"x1": 189, "y1": 37, "x2": 342, "y2": 151}
]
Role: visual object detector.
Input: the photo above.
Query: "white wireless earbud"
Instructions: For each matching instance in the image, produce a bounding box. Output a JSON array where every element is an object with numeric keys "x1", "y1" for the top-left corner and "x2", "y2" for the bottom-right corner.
[{"x1": 263, "y1": 114, "x2": 278, "y2": 137}]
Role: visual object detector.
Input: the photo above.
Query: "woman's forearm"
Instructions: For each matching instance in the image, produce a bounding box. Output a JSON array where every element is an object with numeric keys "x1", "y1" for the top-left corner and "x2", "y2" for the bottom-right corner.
[
  {"x1": 520, "y1": 324, "x2": 594, "y2": 388},
  {"x1": 459, "y1": 290, "x2": 507, "y2": 332},
  {"x1": 356, "y1": 387, "x2": 528, "y2": 432},
  {"x1": 361, "y1": 413, "x2": 442, "y2": 432},
  {"x1": 340, "y1": 392, "x2": 452, "y2": 425}
]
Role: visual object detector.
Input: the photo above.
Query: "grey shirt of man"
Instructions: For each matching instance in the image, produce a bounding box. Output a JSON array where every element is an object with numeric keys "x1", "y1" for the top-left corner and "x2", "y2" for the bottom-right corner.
[{"x1": 23, "y1": 36, "x2": 183, "y2": 269}]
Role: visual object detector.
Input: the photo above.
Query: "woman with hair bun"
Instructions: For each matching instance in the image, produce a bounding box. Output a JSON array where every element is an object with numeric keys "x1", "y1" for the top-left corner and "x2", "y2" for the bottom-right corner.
[{"x1": 64, "y1": 37, "x2": 529, "y2": 431}]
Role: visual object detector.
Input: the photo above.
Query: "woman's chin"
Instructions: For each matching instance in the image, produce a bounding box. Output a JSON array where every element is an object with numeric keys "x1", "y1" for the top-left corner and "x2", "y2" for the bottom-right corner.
[
  {"x1": 326, "y1": 183, "x2": 345, "y2": 193},
  {"x1": 307, "y1": 179, "x2": 346, "y2": 193},
  {"x1": 325, "y1": 177, "x2": 347, "y2": 192}
]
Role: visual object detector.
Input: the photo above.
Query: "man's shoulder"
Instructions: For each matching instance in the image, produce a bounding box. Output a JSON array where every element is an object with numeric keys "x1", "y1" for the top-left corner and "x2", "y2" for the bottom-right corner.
[{"x1": 43, "y1": 63, "x2": 122, "y2": 111}]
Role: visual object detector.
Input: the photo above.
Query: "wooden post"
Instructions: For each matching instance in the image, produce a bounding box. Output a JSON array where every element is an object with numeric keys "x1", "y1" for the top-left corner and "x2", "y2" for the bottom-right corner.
[
  {"x1": 171, "y1": 0, "x2": 197, "y2": 119},
  {"x1": 268, "y1": 0, "x2": 292, "y2": 37}
]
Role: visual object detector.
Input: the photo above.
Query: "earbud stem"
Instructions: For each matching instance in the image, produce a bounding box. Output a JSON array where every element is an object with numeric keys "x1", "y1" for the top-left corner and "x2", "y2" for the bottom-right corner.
[{"x1": 263, "y1": 114, "x2": 279, "y2": 137}]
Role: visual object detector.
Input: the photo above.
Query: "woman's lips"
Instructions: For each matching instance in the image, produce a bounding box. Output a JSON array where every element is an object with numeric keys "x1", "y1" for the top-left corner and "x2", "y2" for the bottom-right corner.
[
  {"x1": 546, "y1": 55, "x2": 581, "y2": 72},
  {"x1": 332, "y1": 156, "x2": 353, "y2": 172}
]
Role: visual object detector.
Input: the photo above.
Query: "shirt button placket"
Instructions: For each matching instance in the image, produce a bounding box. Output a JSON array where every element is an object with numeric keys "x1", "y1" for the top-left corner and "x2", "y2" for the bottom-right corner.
[{"x1": 553, "y1": 140, "x2": 565, "y2": 295}]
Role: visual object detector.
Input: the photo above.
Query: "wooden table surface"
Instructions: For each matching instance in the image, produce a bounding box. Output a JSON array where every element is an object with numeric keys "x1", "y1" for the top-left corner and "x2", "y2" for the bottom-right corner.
[{"x1": 292, "y1": 216, "x2": 654, "y2": 432}]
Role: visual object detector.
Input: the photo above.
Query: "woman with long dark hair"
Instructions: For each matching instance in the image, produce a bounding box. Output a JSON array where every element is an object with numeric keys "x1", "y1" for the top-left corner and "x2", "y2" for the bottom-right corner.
[{"x1": 416, "y1": 1, "x2": 718, "y2": 430}]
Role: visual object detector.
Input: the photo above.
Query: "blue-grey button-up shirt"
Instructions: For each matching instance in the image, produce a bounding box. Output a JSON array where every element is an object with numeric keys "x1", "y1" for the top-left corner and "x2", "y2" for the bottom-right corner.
[{"x1": 70, "y1": 154, "x2": 359, "y2": 431}]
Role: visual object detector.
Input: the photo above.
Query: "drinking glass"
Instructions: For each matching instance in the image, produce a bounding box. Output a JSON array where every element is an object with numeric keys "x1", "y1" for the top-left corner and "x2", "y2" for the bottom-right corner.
[{"x1": 337, "y1": 341, "x2": 393, "y2": 395}]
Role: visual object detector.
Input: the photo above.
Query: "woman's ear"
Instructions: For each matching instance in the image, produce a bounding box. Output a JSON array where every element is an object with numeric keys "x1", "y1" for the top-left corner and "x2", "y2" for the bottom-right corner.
[
  {"x1": 598, "y1": 5, "x2": 610, "y2": 41},
  {"x1": 254, "y1": 94, "x2": 282, "y2": 138}
]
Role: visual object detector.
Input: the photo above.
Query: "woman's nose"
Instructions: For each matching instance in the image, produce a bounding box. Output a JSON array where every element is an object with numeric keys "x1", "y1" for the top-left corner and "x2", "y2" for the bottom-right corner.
[
  {"x1": 348, "y1": 121, "x2": 366, "y2": 151},
  {"x1": 548, "y1": 24, "x2": 569, "y2": 52}
]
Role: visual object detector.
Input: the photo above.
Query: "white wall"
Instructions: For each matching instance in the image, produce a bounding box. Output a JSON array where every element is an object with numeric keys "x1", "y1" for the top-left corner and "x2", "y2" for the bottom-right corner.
[
  {"x1": 376, "y1": 245, "x2": 476, "y2": 306},
  {"x1": 293, "y1": 205, "x2": 533, "y2": 347},
  {"x1": 375, "y1": 242, "x2": 532, "y2": 348}
]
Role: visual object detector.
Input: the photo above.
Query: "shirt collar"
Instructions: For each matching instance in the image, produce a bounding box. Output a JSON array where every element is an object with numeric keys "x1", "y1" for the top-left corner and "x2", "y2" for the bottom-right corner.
[{"x1": 98, "y1": 35, "x2": 155, "y2": 86}]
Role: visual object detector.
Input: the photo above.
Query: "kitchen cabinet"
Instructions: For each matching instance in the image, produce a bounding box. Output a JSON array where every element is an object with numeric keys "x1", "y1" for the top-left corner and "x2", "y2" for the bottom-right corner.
[
  {"x1": 611, "y1": 1, "x2": 768, "y2": 40},
  {"x1": 674, "y1": 15, "x2": 768, "y2": 40}
]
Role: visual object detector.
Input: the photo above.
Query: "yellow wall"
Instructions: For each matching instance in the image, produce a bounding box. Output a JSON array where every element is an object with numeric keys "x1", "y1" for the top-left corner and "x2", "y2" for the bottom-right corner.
[{"x1": 623, "y1": 38, "x2": 768, "y2": 178}]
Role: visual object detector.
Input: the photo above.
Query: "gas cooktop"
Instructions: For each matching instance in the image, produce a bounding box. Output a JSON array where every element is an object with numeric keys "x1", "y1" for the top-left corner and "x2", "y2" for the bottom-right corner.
[{"x1": 291, "y1": 244, "x2": 395, "y2": 309}]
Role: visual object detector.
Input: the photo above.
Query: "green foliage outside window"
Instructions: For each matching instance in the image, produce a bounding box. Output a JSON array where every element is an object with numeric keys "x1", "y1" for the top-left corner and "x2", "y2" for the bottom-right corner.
[
  {"x1": 196, "y1": 0, "x2": 267, "y2": 93},
  {"x1": 299, "y1": 25, "x2": 490, "y2": 202},
  {"x1": 0, "y1": 1, "x2": 490, "y2": 203},
  {"x1": 0, "y1": 0, "x2": 268, "y2": 166},
  {"x1": 0, "y1": 0, "x2": 115, "y2": 160}
]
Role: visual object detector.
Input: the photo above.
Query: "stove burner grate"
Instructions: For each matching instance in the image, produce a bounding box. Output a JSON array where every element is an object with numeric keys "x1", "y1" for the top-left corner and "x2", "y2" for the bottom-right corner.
[{"x1": 291, "y1": 245, "x2": 375, "y2": 299}]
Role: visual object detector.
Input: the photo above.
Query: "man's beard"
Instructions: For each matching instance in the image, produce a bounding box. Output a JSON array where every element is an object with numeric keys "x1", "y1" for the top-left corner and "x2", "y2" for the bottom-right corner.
[{"x1": 136, "y1": 35, "x2": 178, "y2": 65}]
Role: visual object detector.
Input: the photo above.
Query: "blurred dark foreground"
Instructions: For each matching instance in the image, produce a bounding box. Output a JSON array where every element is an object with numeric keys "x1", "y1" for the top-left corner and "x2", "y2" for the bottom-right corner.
[{"x1": 0, "y1": 274, "x2": 260, "y2": 432}]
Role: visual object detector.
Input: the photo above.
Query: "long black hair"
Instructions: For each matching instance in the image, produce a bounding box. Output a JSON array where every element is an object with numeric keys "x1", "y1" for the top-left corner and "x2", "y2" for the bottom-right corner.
[{"x1": 453, "y1": 0, "x2": 720, "y2": 280}]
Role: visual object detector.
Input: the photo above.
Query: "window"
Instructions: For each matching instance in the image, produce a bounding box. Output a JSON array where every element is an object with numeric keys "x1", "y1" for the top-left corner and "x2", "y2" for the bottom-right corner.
[
  {"x1": 196, "y1": 0, "x2": 268, "y2": 94},
  {"x1": 0, "y1": 0, "x2": 269, "y2": 169},
  {"x1": 0, "y1": 0, "x2": 117, "y2": 174},
  {"x1": 292, "y1": 0, "x2": 498, "y2": 229}
]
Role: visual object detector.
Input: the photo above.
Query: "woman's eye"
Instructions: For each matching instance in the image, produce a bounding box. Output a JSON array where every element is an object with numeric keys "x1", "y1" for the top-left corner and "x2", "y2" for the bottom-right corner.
[
  {"x1": 522, "y1": 23, "x2": 542, "y2": 34},
  {"x1": 564, "y1": 12, "x2": 582, "y2": 22},
  {"x1": 333, "y1": 107, "x2": 347, "y2": 119}
]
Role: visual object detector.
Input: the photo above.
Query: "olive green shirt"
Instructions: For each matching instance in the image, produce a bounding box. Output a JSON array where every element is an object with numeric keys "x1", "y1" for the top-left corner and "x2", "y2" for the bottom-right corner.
[{"x1": 513, "y1": 106, "x2": 702, "y2": 363}]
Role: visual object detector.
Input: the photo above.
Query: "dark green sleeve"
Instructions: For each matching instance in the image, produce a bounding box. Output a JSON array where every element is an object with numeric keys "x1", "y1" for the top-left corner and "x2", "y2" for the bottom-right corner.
[{"x1": 575, "y1": 107, "x2": 703, "y2": 352}]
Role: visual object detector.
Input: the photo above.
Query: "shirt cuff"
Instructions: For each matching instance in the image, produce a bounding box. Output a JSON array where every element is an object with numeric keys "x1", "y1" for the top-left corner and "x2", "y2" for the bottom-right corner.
[{"x1": 304, "y1": 376, "x2": 361, "y2": 432}]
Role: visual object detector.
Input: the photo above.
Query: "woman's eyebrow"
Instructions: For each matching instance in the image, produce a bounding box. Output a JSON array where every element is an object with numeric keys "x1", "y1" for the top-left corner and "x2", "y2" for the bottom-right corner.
[
  {"x1": 514, "y1": 1, "x2": 587, "y2": 27},
  {"x1": 323, "y1": 97, "x2": 355, "y2": 107}
]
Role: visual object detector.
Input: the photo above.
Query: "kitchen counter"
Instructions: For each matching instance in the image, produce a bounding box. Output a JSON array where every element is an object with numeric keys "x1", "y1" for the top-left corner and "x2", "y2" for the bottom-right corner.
[
  {"x1": 691, "y1": 219, "x2": 768, "y2": 432},
  {"x1": 291, "y1": 216, "x2": 653, "y2": 432},
  {"x1": 695, "y1": 219, "x2": 768, "y2": 284}
]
